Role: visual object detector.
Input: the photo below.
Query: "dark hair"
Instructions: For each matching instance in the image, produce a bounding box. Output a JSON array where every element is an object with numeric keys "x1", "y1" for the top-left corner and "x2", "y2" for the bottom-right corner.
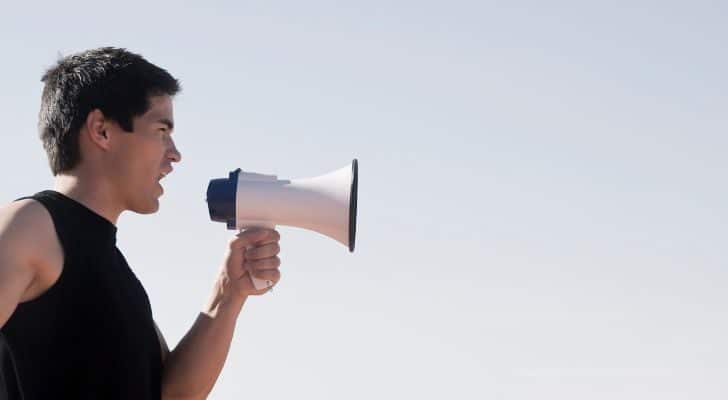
[{"x1": 38, "y1": 47, "x2": 181, "y2": 175}]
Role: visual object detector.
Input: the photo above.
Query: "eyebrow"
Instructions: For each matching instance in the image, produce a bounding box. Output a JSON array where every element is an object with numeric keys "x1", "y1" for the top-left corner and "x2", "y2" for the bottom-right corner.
[{"x1": 157, "y1": 118, "x2": 174, "y2": 130}]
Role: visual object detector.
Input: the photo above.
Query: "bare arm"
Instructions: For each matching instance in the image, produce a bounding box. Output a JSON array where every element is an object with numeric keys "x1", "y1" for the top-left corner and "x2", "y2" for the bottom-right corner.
[
  {"x1": 0, "y1": 247, "x2": 35, "y2": 329},
  {"x1": 160, "y1": 228, "x2": 281, "y2": 400},
  {"x1": 160, "y1": 284, "x2": 246, "y2": 400},
  {"x1": 0, "y1": 200, "x2": 58, "y2": 329}
]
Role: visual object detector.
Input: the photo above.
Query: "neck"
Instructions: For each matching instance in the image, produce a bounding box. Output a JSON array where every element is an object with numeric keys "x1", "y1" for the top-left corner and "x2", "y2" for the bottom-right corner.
[{"x1": 53, "y1": 172, "x2": 123, "y2": 226}]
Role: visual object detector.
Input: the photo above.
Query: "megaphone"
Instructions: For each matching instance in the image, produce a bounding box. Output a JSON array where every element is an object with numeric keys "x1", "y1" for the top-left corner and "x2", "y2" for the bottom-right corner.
[{"x1": 206, "y1": 159, "x2": 359, "y2": 290}]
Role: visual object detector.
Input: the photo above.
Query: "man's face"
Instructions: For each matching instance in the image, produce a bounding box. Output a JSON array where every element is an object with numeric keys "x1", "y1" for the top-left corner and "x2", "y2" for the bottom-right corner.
[{"x1": 107, "y1": 95, "x2": 181, "y2": 214}]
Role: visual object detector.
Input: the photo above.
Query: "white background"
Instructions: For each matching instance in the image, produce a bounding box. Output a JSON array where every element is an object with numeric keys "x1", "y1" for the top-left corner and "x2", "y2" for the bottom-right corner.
[{"x1": 1, "y1": 1, "x2": 727, "y2": 398}]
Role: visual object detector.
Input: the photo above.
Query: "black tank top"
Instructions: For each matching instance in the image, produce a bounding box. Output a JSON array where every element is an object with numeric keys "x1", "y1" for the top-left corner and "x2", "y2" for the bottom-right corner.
[{"x1": 0, "y1": 190, "x2": 162, "y2": 399}]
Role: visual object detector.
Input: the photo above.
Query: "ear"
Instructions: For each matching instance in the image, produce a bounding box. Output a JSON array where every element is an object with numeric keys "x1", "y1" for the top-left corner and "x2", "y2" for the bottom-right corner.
[{"x1": 84, "y1": 109, "x2": 112, "y2": 150}]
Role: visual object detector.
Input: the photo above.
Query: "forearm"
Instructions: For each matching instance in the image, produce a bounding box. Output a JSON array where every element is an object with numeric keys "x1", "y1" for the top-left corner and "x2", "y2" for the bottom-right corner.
[{"x1": 161, "y1": 275, "x2": 247, "y2": 400}]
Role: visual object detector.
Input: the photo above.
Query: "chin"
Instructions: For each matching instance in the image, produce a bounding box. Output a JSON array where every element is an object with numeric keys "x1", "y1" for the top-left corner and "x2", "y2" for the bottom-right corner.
[{"x1": 131, "y1": 199, "x2": 160, "y2": 215}]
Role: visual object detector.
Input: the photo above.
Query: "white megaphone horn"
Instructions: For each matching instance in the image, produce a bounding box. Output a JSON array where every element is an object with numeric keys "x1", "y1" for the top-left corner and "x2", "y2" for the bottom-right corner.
[{"x1": 206, "y1": 159, "x2": 359, "y2": 290}]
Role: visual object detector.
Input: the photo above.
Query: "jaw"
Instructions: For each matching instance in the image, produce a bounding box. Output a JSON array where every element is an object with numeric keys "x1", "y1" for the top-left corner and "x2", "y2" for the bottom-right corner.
[
  {"x1": 124, "y1": 181, "x2": 163, "y2": 215},
  {"x1": 130, "y1": 198, "x2": 160, "y2": 215}
]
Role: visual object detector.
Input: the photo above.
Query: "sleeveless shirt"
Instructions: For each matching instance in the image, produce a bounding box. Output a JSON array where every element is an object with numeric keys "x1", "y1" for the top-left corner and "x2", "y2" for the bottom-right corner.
[{"x1": 0, "y1": 190, "x2": 162, "y2": 399}]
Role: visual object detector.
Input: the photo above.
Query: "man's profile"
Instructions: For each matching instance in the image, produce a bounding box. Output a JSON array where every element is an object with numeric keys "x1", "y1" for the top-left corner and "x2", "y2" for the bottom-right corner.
[{"x1": 0, "y1": 47, "x2": 282, "y2": 399}]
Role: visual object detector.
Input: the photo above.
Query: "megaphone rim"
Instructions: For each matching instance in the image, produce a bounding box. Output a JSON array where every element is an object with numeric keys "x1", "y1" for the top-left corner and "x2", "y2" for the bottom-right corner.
[{"x1": 348, "y1": 159, "x2": 358, "y2": 252}]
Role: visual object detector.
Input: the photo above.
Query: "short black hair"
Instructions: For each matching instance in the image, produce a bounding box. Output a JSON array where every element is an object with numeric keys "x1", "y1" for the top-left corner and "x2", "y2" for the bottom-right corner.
[{"x1": 38, "y1": 47, "x2": 181, "y2": 175}]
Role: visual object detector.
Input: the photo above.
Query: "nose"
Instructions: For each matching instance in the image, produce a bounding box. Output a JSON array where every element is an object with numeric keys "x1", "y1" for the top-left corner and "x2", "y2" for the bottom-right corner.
[{"x1": 168, "y1": 139, "x2": 182, "y2": 163}]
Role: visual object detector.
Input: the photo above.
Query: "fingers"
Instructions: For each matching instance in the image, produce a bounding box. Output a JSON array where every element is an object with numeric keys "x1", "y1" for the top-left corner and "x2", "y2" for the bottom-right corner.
[
  {"x1": 231, "y1": 228, "x2": 280, "y2": 249},
  {"x1": 227, "y1": 228, "x2": 282, "y2": 296},
  {"x1": 244, "y1": 256, "x2": 281, "y2": 271},
  {"x1": 249, "y1": 268, "x2": 281, "y2": 284},
  {"x1": 244, "y1": 242, "x2": 280, "y2": 261}
]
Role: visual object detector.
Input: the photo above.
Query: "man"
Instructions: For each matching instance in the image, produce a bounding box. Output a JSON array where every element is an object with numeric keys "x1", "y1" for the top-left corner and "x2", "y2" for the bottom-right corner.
[{"x1": 0, "y1": 47, "x2": 281, "y2": 399}]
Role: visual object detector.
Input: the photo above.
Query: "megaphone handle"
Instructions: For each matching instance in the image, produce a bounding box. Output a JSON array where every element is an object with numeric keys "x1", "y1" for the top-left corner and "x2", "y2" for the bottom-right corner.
[{"x1": 239, "y1": 222, "x2": 277, "y2": 291}]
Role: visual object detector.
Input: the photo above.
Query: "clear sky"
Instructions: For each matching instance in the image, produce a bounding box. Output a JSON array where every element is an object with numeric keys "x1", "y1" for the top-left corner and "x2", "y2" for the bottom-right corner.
[{"x1": 1, "y1": 1, "x2": 727, "y2": 399}]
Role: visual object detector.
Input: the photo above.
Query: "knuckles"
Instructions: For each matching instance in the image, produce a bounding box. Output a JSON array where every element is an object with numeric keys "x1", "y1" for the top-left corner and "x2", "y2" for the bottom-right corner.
[{"x1": 231, "y1": 228, "x2": 281, "y2": 249}]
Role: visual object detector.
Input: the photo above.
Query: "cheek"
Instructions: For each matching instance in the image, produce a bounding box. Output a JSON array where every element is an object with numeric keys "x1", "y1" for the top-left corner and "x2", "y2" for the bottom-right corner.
[
  {"x1": 111, "y1": 139, "x2": 161, "y2": 183},
  {"x1": 107, "y1": 147, "x2": 133, "y2": 177},
  {"x1": 135, "y1": 134, "x2": 164, "y2": 162}
]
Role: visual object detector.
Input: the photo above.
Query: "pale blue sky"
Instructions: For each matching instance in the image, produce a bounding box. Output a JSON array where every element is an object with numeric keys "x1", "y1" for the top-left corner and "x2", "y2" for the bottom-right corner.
[{"x1": 1, "y1": 1, "x2": 727, "y2": 399}]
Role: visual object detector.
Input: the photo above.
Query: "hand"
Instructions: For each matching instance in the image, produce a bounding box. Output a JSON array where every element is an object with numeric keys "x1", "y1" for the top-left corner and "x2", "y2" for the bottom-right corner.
[{"x1": 222, "y1": 228, "x2": 281, "y2": 299}]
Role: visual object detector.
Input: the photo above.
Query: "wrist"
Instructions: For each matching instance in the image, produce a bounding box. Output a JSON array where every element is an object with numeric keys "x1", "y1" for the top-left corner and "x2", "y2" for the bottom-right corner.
[{"x1": 204, "y1": 273, "x2": 247, "y2": 318}]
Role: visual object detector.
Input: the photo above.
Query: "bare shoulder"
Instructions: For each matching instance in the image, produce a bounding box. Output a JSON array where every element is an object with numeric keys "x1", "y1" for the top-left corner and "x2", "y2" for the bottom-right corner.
[{"x1": 0, "y1": 198, "x2": 64, "y2": 302}]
